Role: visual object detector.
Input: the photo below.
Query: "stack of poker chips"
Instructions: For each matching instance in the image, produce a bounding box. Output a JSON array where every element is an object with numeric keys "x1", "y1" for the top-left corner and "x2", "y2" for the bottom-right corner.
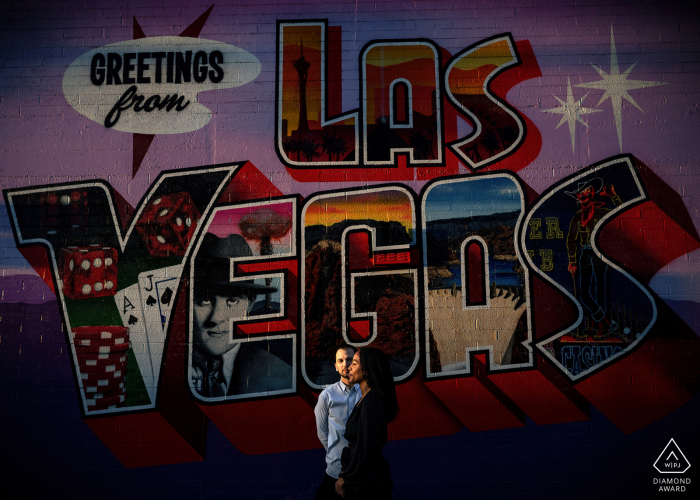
[{"x1": 72, "y1": 326, "x2": 129, "y2": 411}]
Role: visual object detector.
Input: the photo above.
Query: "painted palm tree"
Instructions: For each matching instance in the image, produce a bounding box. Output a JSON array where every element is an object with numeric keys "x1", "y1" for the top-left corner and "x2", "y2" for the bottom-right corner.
[
  {"x1": 479, "y1": 129, "x2": 502, "y2": 158},
  {"x1": 331, "y1": 135, "x2": 348, "y2": 161},
  {"x1": 320, "y1": 133, "x2": 349, "y2": 161},
  {"x1": 320, "y1": 133, "x2": 337, "y2": 161},
  {"x1": 465, "y1": 143, "x2": 482, "y2": 163},
  {"x1": 282, "y1": 138, "x2": 296, "y2": 159},
  {"x1": 283, "y1": 138, "x2": 303, "y2": 161},
  {"x1": 499, "y1": 125, "x2": 519, "y2": 148},
  {"x1": 301, "y1": 138, "x2": 320, "y2": 162},
  {"x1": 408, "y1": 131, "x2": 434, "y2": 160}
]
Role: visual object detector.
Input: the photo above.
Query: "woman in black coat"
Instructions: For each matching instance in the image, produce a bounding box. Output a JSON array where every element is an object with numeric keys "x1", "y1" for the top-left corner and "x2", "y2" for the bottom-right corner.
[{"x1": 335, "y1": 347, "x2": 399, "y2": 499}]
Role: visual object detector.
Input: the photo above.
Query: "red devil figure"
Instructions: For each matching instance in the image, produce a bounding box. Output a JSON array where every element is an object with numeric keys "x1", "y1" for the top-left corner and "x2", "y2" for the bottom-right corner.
[{"x1": 565, "y1": 177, "x2": 622, "y2": 338}]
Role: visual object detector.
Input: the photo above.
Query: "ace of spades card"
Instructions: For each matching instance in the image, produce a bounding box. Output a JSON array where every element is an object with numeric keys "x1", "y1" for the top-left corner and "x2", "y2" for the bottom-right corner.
[
  {"x1": 138, "y1": 265, "x2": 183, "y2": 386},
  {"x1": 114, "y1": 284, "x2": 155, "y2": 403}
]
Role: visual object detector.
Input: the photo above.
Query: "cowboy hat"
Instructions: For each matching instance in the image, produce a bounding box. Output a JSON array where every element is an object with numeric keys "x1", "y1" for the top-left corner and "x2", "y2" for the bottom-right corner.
[{"x1": 564, "y1": 176, "x2": 603, "y2": 199}]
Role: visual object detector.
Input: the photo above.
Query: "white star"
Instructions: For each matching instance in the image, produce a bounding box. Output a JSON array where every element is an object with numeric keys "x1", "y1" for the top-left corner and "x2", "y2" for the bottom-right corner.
[
  {"x1": 543, "y1": 77, "x2": 601, "y2": 153},
  {"x1": 577, "y1": 25, "x2": 666, "y2": 152}
]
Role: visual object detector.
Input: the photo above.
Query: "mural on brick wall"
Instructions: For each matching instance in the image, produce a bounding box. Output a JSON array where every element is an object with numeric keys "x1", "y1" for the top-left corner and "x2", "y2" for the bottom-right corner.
[
  {"x1": 523, "y1": 158, "x2": 657, "y2": 379},
  {"x1": 422, "y1": 173, "x2": 533, "y2": 377},
  {"x1": 444, "y1": 35, "x2": 526, "y2": 169},
  {"x1": 189, "y1": 198, "x2": 297, "y2": 401},
  {"x1": 5, "y1": 166, "x2": 236, "y2": 412},
  {"x1": 302, "y1": 187, "x2": 419, "y2": 388},
  {"x1": 1, "y1": 4, "x2": 699, "y2": 491}
]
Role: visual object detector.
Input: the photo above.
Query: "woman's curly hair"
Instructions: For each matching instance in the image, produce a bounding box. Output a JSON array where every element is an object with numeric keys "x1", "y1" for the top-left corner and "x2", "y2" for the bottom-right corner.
[{"x1": 359, "y1": 347, "x2": 399, "y2": 423}]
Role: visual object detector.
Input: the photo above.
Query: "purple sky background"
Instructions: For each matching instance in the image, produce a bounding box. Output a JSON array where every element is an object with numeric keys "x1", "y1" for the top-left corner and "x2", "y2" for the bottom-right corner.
[{"x1": 1, "y1": 0, "x2": 698, "y2": 307}]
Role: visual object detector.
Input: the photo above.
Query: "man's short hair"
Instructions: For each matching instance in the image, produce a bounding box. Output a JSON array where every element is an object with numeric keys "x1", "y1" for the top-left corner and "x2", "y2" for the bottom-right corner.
[{"x1": 335, "y1": 345, "x2": 356, "y2": 356}]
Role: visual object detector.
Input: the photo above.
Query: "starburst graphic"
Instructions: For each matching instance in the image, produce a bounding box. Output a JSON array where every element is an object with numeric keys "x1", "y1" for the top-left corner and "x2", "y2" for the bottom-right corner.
[
  {"x1": 543, "y1": 77, "x2": 601, "y2": 152},
  {"x1": 130, "y1": 6, "x2": 214, "y2": 178},
  {"x1": 577, "y1": 25, "x2": 666, "y2": 153}
]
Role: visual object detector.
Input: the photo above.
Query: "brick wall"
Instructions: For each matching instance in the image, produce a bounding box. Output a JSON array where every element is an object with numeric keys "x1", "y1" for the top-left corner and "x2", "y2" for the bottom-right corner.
[{"x1": 1, "y1": 1, "x2": 699, "y2": 498}]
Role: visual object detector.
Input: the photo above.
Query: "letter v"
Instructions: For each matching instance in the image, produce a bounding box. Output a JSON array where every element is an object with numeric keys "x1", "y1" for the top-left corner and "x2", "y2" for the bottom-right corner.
[{"x1": 3, "y1": 163, "x2": 240, "y2": 416}]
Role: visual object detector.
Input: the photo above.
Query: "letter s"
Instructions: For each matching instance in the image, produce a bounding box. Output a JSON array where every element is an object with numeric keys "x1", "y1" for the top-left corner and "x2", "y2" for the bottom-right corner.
[{"x1": 521, "y1": 156, "x2": 657, "y2": 380}]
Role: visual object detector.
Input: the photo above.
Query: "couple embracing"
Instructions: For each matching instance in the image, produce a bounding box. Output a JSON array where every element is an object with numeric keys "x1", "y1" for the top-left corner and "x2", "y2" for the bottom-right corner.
[{"x1": 314, "y1": 345, "x2": 398, "y2": 500}]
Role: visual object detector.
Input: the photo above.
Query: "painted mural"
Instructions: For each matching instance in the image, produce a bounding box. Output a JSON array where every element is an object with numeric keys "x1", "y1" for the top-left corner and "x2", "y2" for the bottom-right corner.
[
  {"x1": 189, "y1": 198, "x2": 297, "y2": 401},
  {"x1": 1, "y1": 1, "x2": 699, "y2": 498},
  {"x1": 422, "y1": 173, "x2": 533, "y2": 376},
  {"x1": 302, "y1": 187, "x2": 419, "y2": 388}
]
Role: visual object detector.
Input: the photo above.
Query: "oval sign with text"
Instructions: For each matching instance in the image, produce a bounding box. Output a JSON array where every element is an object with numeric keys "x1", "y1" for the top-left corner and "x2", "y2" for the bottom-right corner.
[{"x1": 63, "y1": 37, "x2": 261, "y2": 134}]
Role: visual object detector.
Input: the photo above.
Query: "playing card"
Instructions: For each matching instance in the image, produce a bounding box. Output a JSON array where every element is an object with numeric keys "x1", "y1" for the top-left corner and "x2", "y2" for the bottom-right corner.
[
  {"x1": 138, "y1": 265, "x2": 183, "y2": 386},
  {"x1": 114, "y1": 284, "x2": 155, "y2": 403}
]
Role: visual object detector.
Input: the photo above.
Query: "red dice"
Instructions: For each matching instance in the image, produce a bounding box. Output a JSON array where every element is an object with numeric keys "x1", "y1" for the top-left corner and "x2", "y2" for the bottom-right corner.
[
  {"x1": 135, "y1": 192, "x2": 201, "y2": 257},
  {"x1": 40, "y1": 189, "x2": 88, "y2": 236},
  {"x1": 59, "y1": 245, "x2": 118, "y2": 300}
]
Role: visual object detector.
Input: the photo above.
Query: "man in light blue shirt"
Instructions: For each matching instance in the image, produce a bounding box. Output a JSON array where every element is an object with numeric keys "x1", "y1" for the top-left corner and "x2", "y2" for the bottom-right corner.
[{"x1": 314, "y1": 345, "x2": 361, "y2": 500}]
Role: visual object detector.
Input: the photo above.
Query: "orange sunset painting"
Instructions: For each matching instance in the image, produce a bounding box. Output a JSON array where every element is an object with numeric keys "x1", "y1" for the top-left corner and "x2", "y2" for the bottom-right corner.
[
  {"x1": 303, "y1": 189, "x2": 418, "y2": 387},
  {"x1": 446, "y1": 37, "x2": 523, "y2": 167}
]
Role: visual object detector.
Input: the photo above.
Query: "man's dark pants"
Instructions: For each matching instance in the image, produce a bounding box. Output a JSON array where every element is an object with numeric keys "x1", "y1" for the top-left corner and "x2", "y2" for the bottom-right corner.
[{"x1": 315, "y1": 473, "x2": 343, "y2": 500}]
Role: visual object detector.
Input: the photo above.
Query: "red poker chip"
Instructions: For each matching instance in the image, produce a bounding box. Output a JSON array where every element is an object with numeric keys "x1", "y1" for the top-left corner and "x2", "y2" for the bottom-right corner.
[
  {"x1": 86, "y1": 404, "x2": 125, "y2": 412},
  {"x1": 81, "y1": 370, "x2": 126, "y2": 383},
  {"x1": 77, "y1": 361, "x2": 127, "y2": 375},
  {"x1": 83, "y1": 372, "x2": 125, "y2": 386},
  {"x1": 86, "y1": 402, "x2": 126, "y2": 412},
  {"x1": 83, "y1": 380, "x2": 126, "y2": 398},
  {"x1": 72, "y1": 326, "x2": 129, "y2": 345},
  {"x1": 74, "y1": 341, "x2": 130, "y2": 354},
  {"x1": 83, "y1": 384, "x2": 126, "y2": 397},
  {"x1": 86, "y1": 394, "x2": 126, "y2": 407},
  {"x1": 73, "y1": 335, "x2": 128, "y2": 347},
  {"x1": 77, "y1": 354, "x2": 127, "y2": 368},
  {"x1": 77, "y1": 350, "x2": 127, "y2": 362},
  {"x1": 84, "y1": 387, "x2": 126, "y2": 400},
  {"x1": 80, "y1": 369, "x2": 124, "y2": 382},
  {"x1": 85, "y1": 393, "x2": 126, "y2": 406},
  {"x1": 77, "y1": 351, "x2": 129, "y2": 362},
  {"x1": 83, "y1": 383, "x2": 126, "y2": 395},
  {"x1": 72, "y1": 326, "x2": 128, "y2": 338}
]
